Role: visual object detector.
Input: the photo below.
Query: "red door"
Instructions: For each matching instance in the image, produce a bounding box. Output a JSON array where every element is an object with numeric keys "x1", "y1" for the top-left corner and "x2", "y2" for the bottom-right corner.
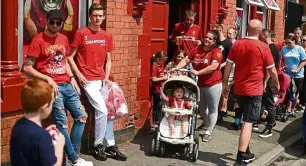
[
  {"x1": 150, "y1": 0, "x2": 169, "y2": 55},
  {"x1": 136, "y1": 0, "x2": 169, "y2": 129}
]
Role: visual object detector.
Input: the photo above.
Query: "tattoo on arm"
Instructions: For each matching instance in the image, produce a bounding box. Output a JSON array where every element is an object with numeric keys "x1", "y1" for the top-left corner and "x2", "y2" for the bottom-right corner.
[{"x1": 23, "y1": 56, "x2": 36, "y2": 66}]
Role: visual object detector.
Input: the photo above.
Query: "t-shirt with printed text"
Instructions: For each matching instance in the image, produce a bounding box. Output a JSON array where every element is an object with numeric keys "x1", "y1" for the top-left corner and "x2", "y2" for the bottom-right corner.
[
  {"x1": 27, "y1": 32, "x2": 70, "y2": 84},
  {"x1": 71, "y1": 26, "x2": 114, "y2": 81},
  {"x1": 227, "y1": 37, "x2": 275, "y2": 96},
  {"x1": 170, "y1": 23, "x2": 202, "y2": 56},
  {"x1": 151, "y1": 63, "x2": 165, "y2": 94},
  {"x1": 188, "y1": 47, "x2": 223, "y2": 87}
]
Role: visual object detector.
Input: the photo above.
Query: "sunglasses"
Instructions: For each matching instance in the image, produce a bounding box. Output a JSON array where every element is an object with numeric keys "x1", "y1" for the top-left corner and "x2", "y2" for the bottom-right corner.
[
  {"x1": 48, "y1": 20, "x2": 62, "y2": 26},
  {"x1": 302, "y1": 39, "x2": 306, "y2": 42}
]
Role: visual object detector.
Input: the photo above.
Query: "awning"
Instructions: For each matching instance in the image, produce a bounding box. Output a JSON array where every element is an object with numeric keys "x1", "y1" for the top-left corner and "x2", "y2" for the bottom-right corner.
[
  {"x1": 244, "y1": 0, "x2": 280, "y2": 11},
  {"x1": 261, "y1": 0, "x2": 280, "y2": 11},
  {"x1": 244, "y1": 0, "x2": 265, "y2": 7}
]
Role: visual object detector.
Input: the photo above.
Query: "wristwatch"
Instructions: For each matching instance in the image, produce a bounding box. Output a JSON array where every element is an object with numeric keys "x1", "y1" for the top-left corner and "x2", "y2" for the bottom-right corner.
[{"x1": 70, "y1": 75, "x2": 75, "y2": 80}]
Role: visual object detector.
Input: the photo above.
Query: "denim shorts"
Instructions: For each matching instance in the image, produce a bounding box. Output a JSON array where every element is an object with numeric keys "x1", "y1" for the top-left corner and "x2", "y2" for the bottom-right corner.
[{"x1": 237, "y1": 95, "x2": 262, "y2": 123}]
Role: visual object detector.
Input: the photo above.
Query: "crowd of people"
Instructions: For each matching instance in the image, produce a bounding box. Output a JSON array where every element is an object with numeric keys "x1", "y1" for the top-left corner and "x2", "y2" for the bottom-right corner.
[
  {"x1": 10, "y1": 3, "x2": 127, "y2": 166},
  {"x1": 8, "y1": 4, "x2": 306, "y2": 166},
  {"x1": 151, "y1": 10, "x2": 306, "y2": 166}
]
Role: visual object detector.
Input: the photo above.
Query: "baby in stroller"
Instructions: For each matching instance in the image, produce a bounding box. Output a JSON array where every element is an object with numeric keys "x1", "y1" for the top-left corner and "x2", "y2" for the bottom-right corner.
[{"x1": 160, "y1": 85, "x2": 193, "y2": 137}]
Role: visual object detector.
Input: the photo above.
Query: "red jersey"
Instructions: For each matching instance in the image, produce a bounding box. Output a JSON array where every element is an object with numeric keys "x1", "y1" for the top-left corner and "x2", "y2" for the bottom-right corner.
[
  {"x1": 71, "y1": 26, "x2": 113, "y2": 81},
  {"x1": 168, "y1": 96, "x2": 189, "y2": 109},
  {"x1": 151, "y1": 63, "x2": 165, "y2": 94},
  {"x1": 227, "y1": 37, "x2": 275, "y2": 96},
  {"x1": 170, "y1": 23, "x2": 202, "y2": 56},
  {"x1": 189, "y1": 47, "x2": 223, "y2": 87},
  {"x1": 27, "y1": 32, "x2": 70, "y2": 84}
]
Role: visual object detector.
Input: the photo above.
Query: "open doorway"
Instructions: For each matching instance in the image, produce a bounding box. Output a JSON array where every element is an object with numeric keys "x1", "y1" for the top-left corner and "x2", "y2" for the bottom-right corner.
[{"x1": 167, "y1": 0, "x2": 192, "y2": 63}]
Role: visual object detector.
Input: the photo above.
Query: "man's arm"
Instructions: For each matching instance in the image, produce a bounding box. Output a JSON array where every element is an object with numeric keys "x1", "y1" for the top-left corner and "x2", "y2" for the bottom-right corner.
[
  {"x1": 222, "y1": 61, "x2": 233, "y2": 98},
  {"x1": 67, "y1": 48, "x2": 89, "y2": 86},
  {"x1": 104, "y1": 52, "x2": 112, "y2": 81},
  {"x1": 22, "y1": 56, "x2": 58, "y2": 94},
  {"x1": 22, "y1": 56, "x2": 49, "y2": 81},
  {"x1": 267, "y1": 67, "x2": 280, "y2": 92}
]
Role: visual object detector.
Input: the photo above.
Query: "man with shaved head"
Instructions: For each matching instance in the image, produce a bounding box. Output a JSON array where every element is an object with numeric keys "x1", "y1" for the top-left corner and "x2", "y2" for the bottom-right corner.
[{"x1": 222, "y1": 19, "x2": 280, "y2": 166}]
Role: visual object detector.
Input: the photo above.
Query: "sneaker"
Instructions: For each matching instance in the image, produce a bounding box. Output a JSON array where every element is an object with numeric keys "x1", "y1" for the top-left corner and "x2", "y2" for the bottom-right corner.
[
  {"x1": 230, "y1": 122, "x2": 241, "y2": 131},
  {"x1": 66, "y1": 159, "x2": 73, "y2": 166},
  {"x1": 217, "y1": 114, "x2": 224, "y2": 123},
  {"x1": 196, "y1": 122, "x2": 205, "y2": 131},
  {"x1": 73, "y1": 158, "x2": 93, "y2": 166},
  {"x1": 259, "y1": 128, "x2": 272, "y2": 138},
  {"x1": 105, "y1": 145, "x2": 127, "y2": 161},
  {"x1": 202, "y1": 134, "x2": 211, "y2": 142},
  {"x1": 91, "y1": 144, "x2": 107, "y2": 161},
  {"x1": 288, "y1": 110, "x2": 296, "y2": 118},
  {"x1": 252, "y1": 124, "x2": 259, "y2": 131},
  {"x1": 233, "y1": 162, "x2": 247, "y2": 166},
  {"x1": 242, "y1": 152, "x2": 255, "y2": 163}
]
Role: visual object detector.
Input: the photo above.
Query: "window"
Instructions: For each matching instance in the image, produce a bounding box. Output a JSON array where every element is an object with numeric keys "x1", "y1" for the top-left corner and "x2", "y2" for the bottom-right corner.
[
  {"x1": 19, "y1": 0, "x2": 88, "y2": 65},
  {"x1": 236, "y1": 0, "x2": 248, "y2": 38}
]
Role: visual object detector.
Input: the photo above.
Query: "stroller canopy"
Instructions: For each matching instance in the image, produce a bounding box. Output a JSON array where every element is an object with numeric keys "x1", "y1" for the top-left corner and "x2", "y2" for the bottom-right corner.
[{"x1": 162, "y1": 76, "x2": 200, "y2": 101}]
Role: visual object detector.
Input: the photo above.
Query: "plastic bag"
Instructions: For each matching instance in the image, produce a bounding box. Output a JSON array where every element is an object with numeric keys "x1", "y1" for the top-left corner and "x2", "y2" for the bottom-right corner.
[{"x1": 104, "y1": 81, "x2": 128, "y2": 120}]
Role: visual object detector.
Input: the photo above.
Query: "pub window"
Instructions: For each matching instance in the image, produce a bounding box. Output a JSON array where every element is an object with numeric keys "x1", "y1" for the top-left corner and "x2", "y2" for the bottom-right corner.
[{"x1": 236, "y1": 0, "x2": 248, "y2": 38}]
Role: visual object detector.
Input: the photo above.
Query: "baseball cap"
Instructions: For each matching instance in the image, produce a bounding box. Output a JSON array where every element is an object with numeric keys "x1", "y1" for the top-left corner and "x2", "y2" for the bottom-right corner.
[{"x1": 47, "y1": 10, "x2": 63, "y2": 22}]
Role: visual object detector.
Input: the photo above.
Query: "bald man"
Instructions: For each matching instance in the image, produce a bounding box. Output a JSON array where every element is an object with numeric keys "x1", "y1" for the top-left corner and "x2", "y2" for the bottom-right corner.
[{"x1": 222, "y1": 19, "x2": 280, "y2": 166}]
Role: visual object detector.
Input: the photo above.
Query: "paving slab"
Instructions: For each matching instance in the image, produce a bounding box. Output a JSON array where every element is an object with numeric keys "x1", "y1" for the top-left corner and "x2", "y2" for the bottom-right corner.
[{"x1": 80, "y1": 111, "x2": 303, "y2": 166}]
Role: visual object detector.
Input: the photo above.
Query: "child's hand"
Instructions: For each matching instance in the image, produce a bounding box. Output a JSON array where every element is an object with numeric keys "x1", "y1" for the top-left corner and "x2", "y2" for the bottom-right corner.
[
  {"x1": 187, "y1": 101, "x2": 193, "y2": 108},
  {"x1": 54, "y1": 132, "x2": 65, "y2": 148},
  {"x1": 46, "y1": 124, "x2": 59, "y2": 133}
]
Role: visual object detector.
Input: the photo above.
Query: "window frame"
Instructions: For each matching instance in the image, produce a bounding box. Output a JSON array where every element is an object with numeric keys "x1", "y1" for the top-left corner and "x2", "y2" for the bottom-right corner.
[{"x1": 18, "y1": 0, "x2": 89, "y2": 65}]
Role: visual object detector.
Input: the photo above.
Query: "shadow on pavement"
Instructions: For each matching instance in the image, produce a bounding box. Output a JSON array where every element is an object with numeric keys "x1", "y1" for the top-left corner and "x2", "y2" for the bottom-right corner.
[
  {"x1": 198, "y1": 151, "x2": 235, "y2": 166},
  {"x1": 277, "y1": 117, "x2": 302, "y2": 144}
]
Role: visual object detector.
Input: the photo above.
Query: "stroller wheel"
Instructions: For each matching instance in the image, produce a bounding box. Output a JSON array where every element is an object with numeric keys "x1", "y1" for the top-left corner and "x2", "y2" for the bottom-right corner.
[
  {"x1": 150, "y1": 138, "x2": 156, "y2": 156},
  {"x1": 282, "y1": 114, "x2": 289, "y2": 122},
  {"x1": 190, "y1": 142, "x2": 199, "y2": 162},
  {"x1": 160, "y1": 143, "x2": 166, "y2": 157},
  {"x1": 182, "y1": 146, "x2": 189, "y2": 159},
  {"x1": 195, "y1": 131, "x2": 199, "y2": 144}
]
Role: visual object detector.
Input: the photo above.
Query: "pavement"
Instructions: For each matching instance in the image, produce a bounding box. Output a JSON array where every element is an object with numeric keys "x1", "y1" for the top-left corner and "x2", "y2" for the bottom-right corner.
[{"x1": 80, "y1": 111, "x2": 304, "y2": 166}]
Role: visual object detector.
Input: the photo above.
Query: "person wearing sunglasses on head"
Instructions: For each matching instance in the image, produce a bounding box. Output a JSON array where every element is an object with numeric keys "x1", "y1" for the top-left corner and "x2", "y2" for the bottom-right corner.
[
  {"x1": 280, "y1": 35, "x2": 306, "y2": 118},
  {"x1": 22, "y1": 9, "x2": 93, "y2": 166},
  {"x1": 174, "y1": 30, "x2": 223, "y2": 143}
]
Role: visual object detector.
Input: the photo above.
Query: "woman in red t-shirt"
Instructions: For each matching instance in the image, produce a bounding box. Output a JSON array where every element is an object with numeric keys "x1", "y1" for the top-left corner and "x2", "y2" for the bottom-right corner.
[{"x1": 174, "y1": 30, "x2": 223, "y2": 142}]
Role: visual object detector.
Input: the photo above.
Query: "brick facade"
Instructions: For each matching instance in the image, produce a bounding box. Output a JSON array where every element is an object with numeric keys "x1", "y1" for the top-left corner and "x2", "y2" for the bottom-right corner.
[{"x1": 1, "y1": 0, "x2": 287, "y2": 164}]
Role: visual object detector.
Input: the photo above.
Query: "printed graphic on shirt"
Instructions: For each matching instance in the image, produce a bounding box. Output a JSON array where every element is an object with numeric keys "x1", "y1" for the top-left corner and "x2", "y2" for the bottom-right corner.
[
  {"x1": 192, "y1": 54, "x2": 209, "y2": 64},
  {"x1": 84, "y1": 35, "x2": 107, "y2": 46},
  {"x1": 45, "y1": 44, "x2": 66, "y2": 75}
]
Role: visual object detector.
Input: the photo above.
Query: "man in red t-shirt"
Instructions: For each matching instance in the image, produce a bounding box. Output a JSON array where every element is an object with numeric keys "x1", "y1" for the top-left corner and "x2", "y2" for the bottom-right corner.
[
  {"x1": 22, "y1": 10, "x2": 93, "y2": 166},
  {"x1": 222, "y1": 19, "x2": 279, "y2": 166},
  {"x1": 67, "y1": 3, "x2": 127, "y2": 161},
  {"x1": 169, "y1": 10, "x2": 202, "y2": 57}
]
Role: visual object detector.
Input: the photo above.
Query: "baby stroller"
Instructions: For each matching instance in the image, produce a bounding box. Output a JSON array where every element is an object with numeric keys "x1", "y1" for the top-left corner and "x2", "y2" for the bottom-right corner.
[
  {"x1": 150, "y1": 75, "x2": 200, "y2": 162},
  {"x1": 275, "y1": 72, "x2": 291, "y2": 122}
]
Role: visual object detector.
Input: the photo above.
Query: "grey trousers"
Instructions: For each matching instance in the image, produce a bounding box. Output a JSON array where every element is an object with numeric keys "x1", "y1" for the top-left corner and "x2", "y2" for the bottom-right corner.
[{"x1": 199, "y1": 83, "x2": 222, "y2": 134}]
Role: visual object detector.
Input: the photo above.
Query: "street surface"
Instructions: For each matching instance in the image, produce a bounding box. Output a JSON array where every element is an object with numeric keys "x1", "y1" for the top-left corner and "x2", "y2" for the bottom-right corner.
[{"x1": 81, "y1": 111, "x2": 303, "y2": 166}]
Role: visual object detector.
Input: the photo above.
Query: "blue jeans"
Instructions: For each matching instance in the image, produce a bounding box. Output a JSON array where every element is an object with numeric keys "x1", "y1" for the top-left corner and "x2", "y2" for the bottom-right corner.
[
  {"x1": 52, "y1": 83, "x2": 87, "y2": 162},
  {"x1": 153, "y1": 93, "x2": 161, "y2": 123}
]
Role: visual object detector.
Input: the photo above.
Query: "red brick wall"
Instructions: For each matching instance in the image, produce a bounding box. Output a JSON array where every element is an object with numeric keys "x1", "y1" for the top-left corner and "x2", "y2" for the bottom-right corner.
[
  {"x1": 223, "y1": 0, "x2": 285, "y2": 42},
  {"x1": 1, "y1": 111, "x2": 23, "y2": 163},
  {"x1": 224, "y1": 0, "x2": 237, "y2": 30},
  {"x1": 105, "y1": 0, "x2": 142, "y2": 131},
  {"x1": 273, "y1": 0, "x2": 285, "y2": 42}
]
